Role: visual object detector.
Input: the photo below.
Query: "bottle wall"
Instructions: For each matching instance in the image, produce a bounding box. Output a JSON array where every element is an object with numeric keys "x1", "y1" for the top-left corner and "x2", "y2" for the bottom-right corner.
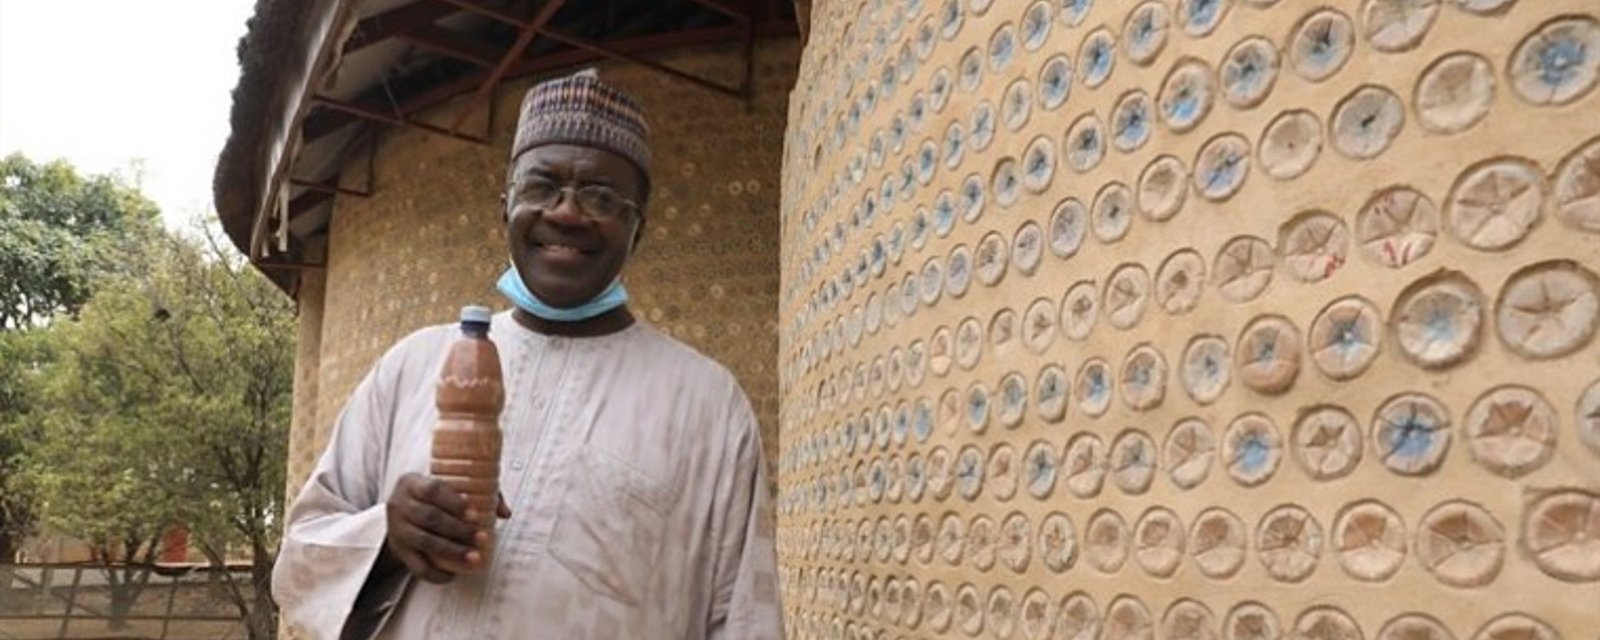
[{"x1": 776, "y1": 1, "x2": 1599, "y2": 638}]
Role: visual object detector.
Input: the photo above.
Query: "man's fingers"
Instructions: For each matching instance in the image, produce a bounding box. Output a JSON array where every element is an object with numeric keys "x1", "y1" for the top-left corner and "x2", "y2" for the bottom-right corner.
[
  {"x1": 410, "y1": 476, "x2": 470, "y2": 517},
  {"x1": 409, "y1": 551, "x2": 455, "y2": 584},
  {"x1": 496, "y1": 492, "x2": 513, "y2": 519},
  {"x1": 387, "y1": 474, "x2": 469, "y2": 583},
  {"x1": 401, "y1": 500, "x2": 479, "y2": 545},
  {"x1": 418, "y1": 568, "x2": 454, "y2": 584},
  {"x1": 415, "y1": 554, "x2": 456, "y2": 584},
  {"x1": 388, "y1": 540, "x2": 451, "y2": 583},
  {"x1": 401, "y1": 522, "x2": 476, "y2": 564}
]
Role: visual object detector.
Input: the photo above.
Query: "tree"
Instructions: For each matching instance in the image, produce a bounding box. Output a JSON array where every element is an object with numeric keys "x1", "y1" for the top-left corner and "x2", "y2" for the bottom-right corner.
[
  {"x1": 157, "y1": 224, "x2": 294, "y2": 640},
  {"x1": 0, "y1": 154, "x2": 157, "y2": 565},
  {"x1": 17, "y1": 221, "x2": 293, "y2": 637},
  {"x1": 0, "y1": 153, "x2": 158, "y2": 330},
  {"x1": 0, "y1": 328, "x2": 46, "y2": 610},
  {"x1": 17, "y1": 244, "x2": 189, "y2": 626},
  {"x1": 0, "y1": 330, "x2": 41, "y2": 555}
]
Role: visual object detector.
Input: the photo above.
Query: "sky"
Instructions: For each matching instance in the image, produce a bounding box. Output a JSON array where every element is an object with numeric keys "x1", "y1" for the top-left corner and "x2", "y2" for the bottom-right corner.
[{"x1": 0, "y1": 0, "x2": 259, "y2": 231}]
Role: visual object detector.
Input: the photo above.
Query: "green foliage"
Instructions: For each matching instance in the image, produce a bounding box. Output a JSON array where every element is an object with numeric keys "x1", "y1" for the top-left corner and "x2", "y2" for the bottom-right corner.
[
  {"x1": 0, "y1": 329, "x2": 47, "y2": 556},
  {"x1": 21, "y1": 279, "x2": 185, "y2": 549},
  {"x1": 0, "y1": 153, "x2": 292, "y2": 636},
  {"x1": 12, "y1": 222, "x2": 294, "y2": 635},
  {"x1": 21, "y1": 222, "x2": 294, "y2": 544},
  {"x1": 0, "y1": 152, "x2": 158, "y2": 330},
  {"x1": 1, "y1": 153, "x2": 156, "y2": 558}
]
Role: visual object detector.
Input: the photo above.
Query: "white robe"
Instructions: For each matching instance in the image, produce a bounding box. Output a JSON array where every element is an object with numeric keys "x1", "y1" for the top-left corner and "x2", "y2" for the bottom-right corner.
[{"x1": 273, "y1": 312, "x2": 783, "y2": 640}]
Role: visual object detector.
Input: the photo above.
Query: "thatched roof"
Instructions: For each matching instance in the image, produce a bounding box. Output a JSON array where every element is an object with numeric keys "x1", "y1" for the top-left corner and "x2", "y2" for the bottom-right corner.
[{"x1": 213, "y1": 0, "x2": 340, "y2": 292}]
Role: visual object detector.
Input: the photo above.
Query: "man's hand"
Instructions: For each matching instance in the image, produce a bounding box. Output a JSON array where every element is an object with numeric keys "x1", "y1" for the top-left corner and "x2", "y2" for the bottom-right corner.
[{"x1": 384, "y1": 473, "x2": 508, "y2": 583}]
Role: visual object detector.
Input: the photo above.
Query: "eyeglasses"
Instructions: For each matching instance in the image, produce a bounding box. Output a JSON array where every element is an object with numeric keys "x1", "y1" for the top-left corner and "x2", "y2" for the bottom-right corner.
[{"x1": 508, "y1": 175, "x2": 639, "y2": 221}]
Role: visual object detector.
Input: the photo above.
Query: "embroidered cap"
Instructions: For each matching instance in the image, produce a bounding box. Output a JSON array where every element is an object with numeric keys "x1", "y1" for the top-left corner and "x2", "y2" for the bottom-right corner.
[{"x1": 511, "y1": 69, "x2": 652, "y2": 181}]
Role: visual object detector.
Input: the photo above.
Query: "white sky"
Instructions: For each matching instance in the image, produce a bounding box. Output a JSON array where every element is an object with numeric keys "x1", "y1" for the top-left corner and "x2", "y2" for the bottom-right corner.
[{"x1": 0, "y1": 0, "x2": 258, "y2": 231}]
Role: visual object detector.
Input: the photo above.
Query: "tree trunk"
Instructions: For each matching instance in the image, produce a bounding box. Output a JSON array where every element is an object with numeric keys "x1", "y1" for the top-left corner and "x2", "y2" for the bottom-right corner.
[
  {"x1": 0, "y1": 565, "x2": 13, "y2": 612},
  {"x1": 105, "y1": 565, "x2": 141, "y2": 630},
  {"x1": 200, "y1": 536, "x2": 278, "y2": 640},
  {"x1": 245, "y1": 539, "x2": 277, "y2": 640},
  {"x1": 98, "y1": 550, "x2": 128, "y2": 631},
  {"x1": 102, "y1": 557, "x2": 153, "y2": 630},
  {"x1": 0, "y1": 534, "x2": 14, "y2": 611},
  {"x1": 108, "y1": 586, "x2": 136, "y2": 630}
]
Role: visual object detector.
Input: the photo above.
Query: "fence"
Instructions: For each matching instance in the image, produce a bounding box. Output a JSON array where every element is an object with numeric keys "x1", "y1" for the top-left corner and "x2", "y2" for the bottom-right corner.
[{"x1": 0, "y1": 563, "x2": 254, "y2": 640}]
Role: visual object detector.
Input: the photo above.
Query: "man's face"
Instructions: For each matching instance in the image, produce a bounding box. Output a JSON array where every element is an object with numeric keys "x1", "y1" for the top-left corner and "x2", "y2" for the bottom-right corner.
[{"x1": 505, "y1": 144, "x2": 645, "y2": 309}]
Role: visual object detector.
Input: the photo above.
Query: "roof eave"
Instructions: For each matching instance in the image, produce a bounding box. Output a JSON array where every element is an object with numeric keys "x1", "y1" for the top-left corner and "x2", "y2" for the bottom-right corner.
[{"x1": 212, "y1": 0, "x2": 360, "y2": 291}]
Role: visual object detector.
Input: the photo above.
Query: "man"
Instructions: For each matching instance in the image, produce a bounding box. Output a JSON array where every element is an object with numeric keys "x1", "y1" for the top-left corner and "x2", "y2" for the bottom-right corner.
[{"x1": 272, "y1": 71, "x2": 783, "y2": 640}]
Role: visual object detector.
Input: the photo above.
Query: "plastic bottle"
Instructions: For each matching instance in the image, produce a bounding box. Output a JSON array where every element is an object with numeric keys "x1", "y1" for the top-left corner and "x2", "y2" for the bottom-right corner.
[{"x1": 429, "y1": 305, "x2": 504, "y2": 574}]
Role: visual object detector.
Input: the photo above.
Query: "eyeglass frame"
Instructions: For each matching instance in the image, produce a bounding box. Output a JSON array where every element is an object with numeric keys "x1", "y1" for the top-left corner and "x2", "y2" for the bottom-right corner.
[{"x1": 502, "y1": 174, "x2": 642, "y2": 222}]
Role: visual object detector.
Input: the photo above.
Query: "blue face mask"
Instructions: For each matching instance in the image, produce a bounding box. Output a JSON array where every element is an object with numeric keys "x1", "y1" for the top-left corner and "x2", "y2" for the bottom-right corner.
[{"x1": 497, "y1": 267, "x2": 629, "y2": 322}]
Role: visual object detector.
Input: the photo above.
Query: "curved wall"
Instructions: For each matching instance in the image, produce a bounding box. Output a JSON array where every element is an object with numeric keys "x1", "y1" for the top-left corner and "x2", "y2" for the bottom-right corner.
[{"x1": 777, "y1": 1, "x2": 1599, "y2": 638}]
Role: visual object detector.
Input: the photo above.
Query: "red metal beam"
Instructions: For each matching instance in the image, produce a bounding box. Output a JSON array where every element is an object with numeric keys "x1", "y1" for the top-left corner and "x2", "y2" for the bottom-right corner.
[
  {"x1": 444, "y1": 0, "x2": 569, "y2": 134},
  {"x1": 344, "y1": 0, "x2": 457, "y2": 53},
  {"x1": 433, "y1": 0, "x2": 523, "y2": 26},
  {"x1": 255, "y1": 260, "x2": 327, "y2": 272},
  {"x1": 292, "y1": 128, "x2": 377, "y2": 201},
  {"x1": 269, "y1": 17, "x2": 799, "y2": 271},
  {"x1": 436, "y1": 0, "x2": 750, "y2": 98},
  {"x1": 398, "y1": 24, "x2": 504, "y2": 67},
  {"x1": 686, "y1": 0, "x2": 752, "y2": 22},
  {"x1": 288, "y1": 190, "x2": 333, "y2": 220},
  {"x1": 537, "y1": 28, "x2": 745, "y2": 98},
  {"x1": 312, "y1": 96, "x2": 488, "y2": 144},
  {"x1": 290, "y1": 178, "x2": 370, "y2": 198},
  {"x1": 304, "y1": 22, "x2": 797, "y2": 144}
]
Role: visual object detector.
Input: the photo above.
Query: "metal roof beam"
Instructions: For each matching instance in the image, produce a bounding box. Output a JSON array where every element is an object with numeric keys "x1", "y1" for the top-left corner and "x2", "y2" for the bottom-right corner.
[
  {"x1": 398, "y1": 24, "x2": 504, "y2": 67},
  {"x1": 344, "y1": 1, "x2": 457, "y2": 53},
  {"x1": 311, "y1": 96, "x2": 489, "y2": 145},
  {"x1": 432, "y1": 0, "x2": 523, "y2": 27},
  {"x1": 538, "y1": 28, "x2": 744, "y2": 98},
  {"x1": 440, "y1": 0, "x2": 748, "y2": 102},
  {"x1": 290, "y1": 178, "x2": 370, "y2": 198},
  {"x1": 301, "y1": 21, "x2": 796, "y2": 144},
  {"x1": 288, "y1": 190, "x2": 333, "y2": 220},
  {"x1": 440, "y1": 0, "x2": 569, "y2": 134},
  {"x1": 685, "y1": 0, "x2": 752, "y2": 22}
]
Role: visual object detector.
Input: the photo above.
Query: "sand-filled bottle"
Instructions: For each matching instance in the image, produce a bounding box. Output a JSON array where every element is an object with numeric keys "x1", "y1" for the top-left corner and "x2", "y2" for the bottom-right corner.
[{"x1": 430, "y1": 305, "x2": 504, "y2": 574}]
